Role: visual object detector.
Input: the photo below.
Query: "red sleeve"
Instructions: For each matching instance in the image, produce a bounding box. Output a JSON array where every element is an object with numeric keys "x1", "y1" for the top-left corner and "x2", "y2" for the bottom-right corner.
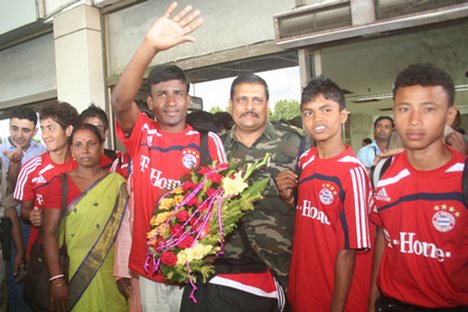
[
  {"x1": 207, "y1": 132, "x2": 227, "y2": 164},
  {"x1": 115, "y1": 112, "x2": 148, "y2": 157},
  {"x1": 370, "y1": 208, "x2": 383, "y2": 227},
  {"x1": 339, "y1": 165, "x2": 372, "y2": 250},
  {"x1": 14, "y1": 157, "x2": 40, "y2": 201},
  {"x1": 43, "y1": 175, "x2": 63, "y2": 209}
]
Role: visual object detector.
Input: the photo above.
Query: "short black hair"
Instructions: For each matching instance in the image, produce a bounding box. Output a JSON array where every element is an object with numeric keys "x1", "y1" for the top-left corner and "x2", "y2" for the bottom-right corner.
[
  {"x1": 186, "y1": 111, "x2": 221, "y2": 133},
  {"x1": 10, "y1": 106, "x2": 38, "y2": 126},
  {"x1": 230, "y1": 73, "x2": 269, "y2": 100},
  {"x1": 301, "y1": 75, "x2": 346, "y2": 110},
  {"x1": 363, "y1": 137, "x2": 372, "y2": 145},
  {"x1": 393, "y1": 63, "x2": 455, "y2": 106},
  {"x1": 374, "y1": 116, "x2": 394, "y2": 129},
  {"x1": 40, "y1": 101, "x2": 79, "y2": 130},
  {"x1": 214, "y1": 112, "x2": 234, "y2": 131},
  {"x1": 79, "y1": 104, "x2": 109, "y2": 130},
  {"x1": 147, "y1": 64, "x2": 190, "y2": 94},
  {"x1": 70, "y1": 123, "x2": 103, "y2": 145}
]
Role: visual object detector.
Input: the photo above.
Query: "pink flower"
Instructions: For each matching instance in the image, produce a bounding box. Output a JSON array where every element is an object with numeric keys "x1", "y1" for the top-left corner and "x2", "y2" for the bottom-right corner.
[
  {"x1": 206, "y1": 188, "x2": 217, "y2": 197},
  {"x1": 160, "y1": 252, "x2": 178, "y2": 267},
  {"x1": 183, "y1": 181, "x2": 196, "y2": 191},
  {"x1": 176, "y1": 210, "x2": 190, "y2": 222},
  {"x1": 170, "y1": 224, "x2": 183, "y2": 237},
  {"x1": 218, "y1": 163, "x2": 229, "y2": 171},
  {"x1": 207, "y1": 172, "x2": 223, "y2": 184},
  {"x1": 177, "y1": 235, "x2": 195, "y2": 249},
  {"x1": 198, "y1": 166, "x2": 211, "y2": 174},
  {"x1": 185, "y1": 195, "x2": 199, "y2": 207}
]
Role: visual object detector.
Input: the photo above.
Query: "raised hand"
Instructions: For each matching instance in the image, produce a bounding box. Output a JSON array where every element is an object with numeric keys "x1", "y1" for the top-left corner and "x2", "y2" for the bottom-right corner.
[
  {"x1": 145, "y1": 2, "x2": 203, "y2": 52},
  {"x1": 3, "y1": 146, "x2": 24, "y2": 164}
]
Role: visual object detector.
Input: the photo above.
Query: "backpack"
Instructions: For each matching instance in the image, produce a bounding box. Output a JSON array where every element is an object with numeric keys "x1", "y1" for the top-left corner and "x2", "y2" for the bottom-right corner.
[{"x1": 370, "y1": 156, "x2": 468, "y2": 207}]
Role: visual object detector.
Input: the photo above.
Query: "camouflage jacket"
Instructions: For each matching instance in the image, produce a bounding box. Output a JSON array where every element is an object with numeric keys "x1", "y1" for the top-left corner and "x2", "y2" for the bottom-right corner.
[{"x1": 221, "y1": 121, "x2": 303, "y2": 289}]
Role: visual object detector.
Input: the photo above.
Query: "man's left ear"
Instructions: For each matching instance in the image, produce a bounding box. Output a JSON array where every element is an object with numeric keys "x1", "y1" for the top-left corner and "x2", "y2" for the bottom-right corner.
[
  {"x1": 186, "y1": 95, "x2": 191, "y2": 109},
  {"x1": 33, "y1": 127, "x2": 38, "y2": 136},
  {"x1": 340, "y1": 109, "x2": 349, "y2": 124},
  {"x1": 65, "y1": 125, "x2": 73, "y2": 137}
]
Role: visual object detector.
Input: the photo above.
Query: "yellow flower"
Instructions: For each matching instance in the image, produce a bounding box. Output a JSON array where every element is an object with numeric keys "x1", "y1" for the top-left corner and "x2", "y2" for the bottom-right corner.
[
  {"x1": 159, "y1": 198, "x2": 174, "y2": 211},
  {"x1": 173, "y1": 195, "x2": 185, "y2": 205},
  {"x1": 173, "y1": 187, "x2": 184, "y2": 194},
  {"x1": 176, "y1": 251, "x2": 188, "y2": 265},
  {"x1": 159, "y1": 223, "x2": 170, "y2": 236},
  {"x1": 146, "y1": 228, "x2": 158, "y2": 239},
  {"x1": 151, "y1": 212, "x2": 172, "y2": 226},
  {"x1": 176, "y1": 243, "x2": 211, "y2": 265},
  {"x1": 222, "y1": 171, "x2": 248, "y2": 198}
]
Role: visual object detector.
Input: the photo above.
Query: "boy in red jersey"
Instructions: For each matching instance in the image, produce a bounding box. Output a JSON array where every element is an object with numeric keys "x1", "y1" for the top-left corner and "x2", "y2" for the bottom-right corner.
[
  {"x1": 276, "y1": 76, "x2": 374, "y2": 311},
  {"x1": 14, "y1": 101, "x2": 79, "y2": 255},
  {"x1": 369, "y1": 64, "x2": 468, "y2": 311},
  {"x1": 111, "y1": 3, "x2": 226, "y2": 311}
]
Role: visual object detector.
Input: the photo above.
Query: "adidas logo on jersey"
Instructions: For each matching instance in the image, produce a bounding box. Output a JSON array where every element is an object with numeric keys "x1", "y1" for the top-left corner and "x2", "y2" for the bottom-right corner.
[
  {"x1": 32, "y1": 175, "x2": 47, "y2": 184},
  {"x1": 375, "y1": 187, "x2": 391, "y2": 202}
]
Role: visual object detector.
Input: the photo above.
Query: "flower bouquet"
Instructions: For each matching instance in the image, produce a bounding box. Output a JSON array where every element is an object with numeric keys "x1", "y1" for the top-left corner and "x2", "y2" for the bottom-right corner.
[{"x1": 145, "y1": 154, "x2": 270, "y2": 300}]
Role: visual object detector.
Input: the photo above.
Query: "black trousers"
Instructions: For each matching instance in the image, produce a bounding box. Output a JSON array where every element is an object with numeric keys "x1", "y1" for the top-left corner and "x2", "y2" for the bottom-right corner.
[
  {"x1": 179, "y1": 282, "x2": 292, "y2": 312},
  {"x1": 376, "y1": 295, "x2": 468, "y2": 312}
]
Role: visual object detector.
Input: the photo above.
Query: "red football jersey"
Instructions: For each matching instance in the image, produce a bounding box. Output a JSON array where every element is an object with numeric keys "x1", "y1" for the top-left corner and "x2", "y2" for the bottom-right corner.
[
  {"x1": 116, "y1": 112, "x2": 227, "y2": 281},
  {"x1": 288, "y1": 146, "x2": 374, "y2": 312},
  {"x1": 372, "y1": 148, "x2": 468, "y2": 308},
  {"x1": 14, "y1": 152, "x2": 77, "y2": 253}
]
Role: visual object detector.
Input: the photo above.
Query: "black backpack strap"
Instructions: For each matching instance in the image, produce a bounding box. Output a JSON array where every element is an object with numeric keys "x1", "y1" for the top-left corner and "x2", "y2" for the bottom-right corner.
[
  {"x1": 199, "y1": 131, "x2": 209, "y2": 167},
  {"x1": 293, "y1": 136, "x2": 307, "y2": 206},
  {"x1": 370, "y1": 157, "x2": 393, "y2": 189},
  {"x1": 463, "y1": 157, "x2": 468, "y2": 208},
  {"x1": 59, "y1": 174, "x2": 69, "y2": 215}
]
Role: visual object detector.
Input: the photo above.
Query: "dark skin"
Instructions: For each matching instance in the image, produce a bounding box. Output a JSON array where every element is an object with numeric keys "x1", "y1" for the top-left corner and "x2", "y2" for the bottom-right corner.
[
  {"x1": 43, "y1": 128, "x2": 107, "y2": 311},
  {"x1": 275, "y1": 98, "x2": 357, "y2": 311}
]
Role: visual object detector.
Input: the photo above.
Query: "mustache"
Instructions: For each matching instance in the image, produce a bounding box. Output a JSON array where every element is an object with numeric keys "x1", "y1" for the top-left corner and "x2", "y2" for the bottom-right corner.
[{"x1": 240, "y1": 111, "x2": 259, "y2": 118}]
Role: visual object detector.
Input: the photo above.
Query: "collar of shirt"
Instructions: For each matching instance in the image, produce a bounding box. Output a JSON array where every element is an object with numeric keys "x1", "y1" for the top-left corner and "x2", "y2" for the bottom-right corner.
[{"x1": 224, "y1": 121, "x2": 277, "y2": 146}]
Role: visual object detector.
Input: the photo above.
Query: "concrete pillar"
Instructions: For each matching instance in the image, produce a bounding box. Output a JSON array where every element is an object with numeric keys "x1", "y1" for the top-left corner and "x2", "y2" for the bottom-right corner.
[
  {"x1": 53, "y1": 4, "x2": 105, "y2": 113},
  {"x1": 350, "y1": 0, "x2": 376, "y2": 26},
  {"x1": 298, "y1": 48, "x2": 311, "y2": 88}
]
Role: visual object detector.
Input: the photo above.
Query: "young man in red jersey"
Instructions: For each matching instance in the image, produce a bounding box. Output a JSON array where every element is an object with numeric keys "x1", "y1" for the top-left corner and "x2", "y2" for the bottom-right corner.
[
  {"x1": 369, "y1": 64, "x2": 468, "y2": 311},
  {"x1": 14, "y1": 101, "x2": 79, "y2": 255},
  {"x1": 276, "y1": 76, "x2": 374, "y2": 312},
  {"x1": 111, "y1": 3, "x2": 226, "y2": 311}
]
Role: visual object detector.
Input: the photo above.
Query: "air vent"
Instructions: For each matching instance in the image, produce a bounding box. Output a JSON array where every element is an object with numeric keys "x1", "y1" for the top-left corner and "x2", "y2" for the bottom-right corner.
[
  {"x1": 275, "y1": 1, "x2": 352, "y2": 40},
  {"x1": 375, "y1": 0, "x2": 468, "y2": 20}
]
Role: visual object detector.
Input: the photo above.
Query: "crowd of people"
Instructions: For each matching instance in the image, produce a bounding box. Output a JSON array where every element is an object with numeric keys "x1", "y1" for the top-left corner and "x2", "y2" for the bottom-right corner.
[{"x1": 0, "y1": 2, "x2": 467, "y2": 312}]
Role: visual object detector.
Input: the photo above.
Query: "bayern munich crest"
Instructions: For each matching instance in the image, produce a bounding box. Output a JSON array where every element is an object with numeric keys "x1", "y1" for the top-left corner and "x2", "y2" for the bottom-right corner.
[
  {"x1": 182, "y1": 148, "x2": 199, "y2": 169},
  {"x1": 319, "y1": 183, "x2": 337, "y2": 205},
  {"x1": 432, "y1": 204, "x2": 460, "y2": 233}
]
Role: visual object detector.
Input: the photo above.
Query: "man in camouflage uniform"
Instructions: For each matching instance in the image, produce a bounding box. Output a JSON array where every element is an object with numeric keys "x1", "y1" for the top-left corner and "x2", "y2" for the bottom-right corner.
[{"x1": 181, "y1": 73, "x2": 303, "y2": 312}]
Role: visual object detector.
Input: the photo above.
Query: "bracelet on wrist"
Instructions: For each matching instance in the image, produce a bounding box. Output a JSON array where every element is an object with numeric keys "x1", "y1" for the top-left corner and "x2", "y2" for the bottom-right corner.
[
  {"x1": 52, "y1": 281, "x2": 65, "y2": 287},
  {"x1": 49, "y1": 274, "x2": 64, "y2": 282}
]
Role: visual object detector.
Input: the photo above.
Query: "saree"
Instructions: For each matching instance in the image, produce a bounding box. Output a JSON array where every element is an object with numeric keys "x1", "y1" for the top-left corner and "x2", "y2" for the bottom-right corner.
[{"x1": 61, "y1": 172, "x2": 129, "y2": 312}]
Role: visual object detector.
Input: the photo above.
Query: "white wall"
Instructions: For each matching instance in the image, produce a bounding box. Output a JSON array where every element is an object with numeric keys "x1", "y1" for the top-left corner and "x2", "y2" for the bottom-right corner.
[
  {"x1": 0, "y1": 0, "x2": 37, "y2": 34},
  {"x1": 0, "y1": 33, "x2": 56, "y2": 105}
]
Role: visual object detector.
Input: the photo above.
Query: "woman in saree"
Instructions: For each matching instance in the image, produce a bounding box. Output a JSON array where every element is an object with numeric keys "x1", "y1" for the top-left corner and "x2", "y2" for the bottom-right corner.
[{"x1": 42, "y1": 123, "x2": 128, "y2": 312}]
